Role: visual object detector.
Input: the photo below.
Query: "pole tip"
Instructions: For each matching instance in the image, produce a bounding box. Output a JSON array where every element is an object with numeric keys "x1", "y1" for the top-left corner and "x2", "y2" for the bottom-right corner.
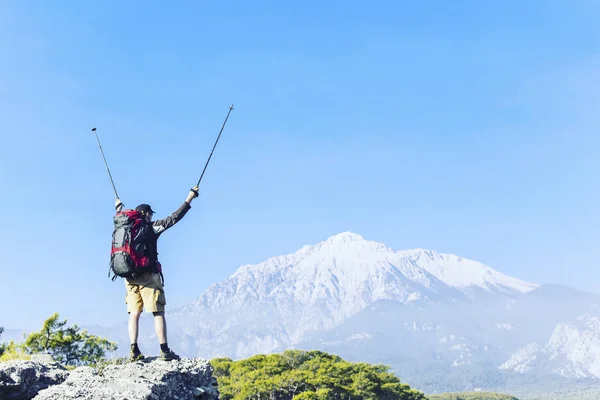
[
  {"x1": 91, "y1": 126, "x2": 96, "y2": 132},
  {"x1": 229, "y1": 104, "x2": 234, "y2": 110}
]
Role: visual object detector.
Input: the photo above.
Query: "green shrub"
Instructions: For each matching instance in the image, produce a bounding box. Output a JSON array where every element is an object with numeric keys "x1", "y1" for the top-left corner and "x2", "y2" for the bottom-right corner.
[
  {"x1": 0, "y1": 341, "x2": 31, "y2": 362},
  {"x1": 211, "y1": 349, "x2": 426, "y2": 400}
]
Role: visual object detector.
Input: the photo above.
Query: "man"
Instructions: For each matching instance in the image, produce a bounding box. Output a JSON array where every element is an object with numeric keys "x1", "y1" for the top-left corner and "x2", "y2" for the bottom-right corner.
[{"x1": 114, "y1": 186, "x2": 198, "y2": 361}]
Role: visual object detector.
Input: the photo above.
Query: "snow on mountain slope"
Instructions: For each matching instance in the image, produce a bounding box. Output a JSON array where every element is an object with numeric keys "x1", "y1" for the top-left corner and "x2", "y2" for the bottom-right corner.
[
  {"x1": 548, "y1": 314, "x2": 600, "y2": 378},
  {"x1": 500, "y1": 342, "x2": 541, "y2": 373},
  {"x1": 175, "y1": 232, "x2": 463, "y2": 344},
  {"x1": 500, "y1": 314, "x2": 600, "y2": 379},
  {"x1": 193, "y1": 232, "x2": 535, "y2": 311},
  {"x1": 169, "y1": 232, "x2": 537, "y2": 355},
  {"x1": 401, "y1": 248, "x2": 538, "y2": 294}
]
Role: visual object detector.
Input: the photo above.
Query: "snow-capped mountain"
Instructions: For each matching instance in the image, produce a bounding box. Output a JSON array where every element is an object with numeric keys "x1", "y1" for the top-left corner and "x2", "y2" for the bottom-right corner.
[
  {"x1": 166, "y1": 231, "x2": 537, "y2": 356},
  {"x1": 182, "y1": 231, "x2": 536, "y2": 313}
]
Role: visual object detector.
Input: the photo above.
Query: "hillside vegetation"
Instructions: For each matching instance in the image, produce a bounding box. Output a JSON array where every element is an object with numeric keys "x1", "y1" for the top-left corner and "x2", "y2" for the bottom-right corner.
[{"x1": 211, "y1": 350, "x2": 426, "y2": 400}]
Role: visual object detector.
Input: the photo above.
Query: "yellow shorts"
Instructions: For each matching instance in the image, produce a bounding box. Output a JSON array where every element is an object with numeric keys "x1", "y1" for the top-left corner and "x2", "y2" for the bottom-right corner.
[{"x1": 124, "y1": 272, "x2": 165, "y2": 313}]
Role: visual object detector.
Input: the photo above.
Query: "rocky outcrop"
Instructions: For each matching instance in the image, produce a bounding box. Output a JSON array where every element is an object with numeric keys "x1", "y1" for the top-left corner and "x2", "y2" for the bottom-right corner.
[
  {"x1": 0, "y1": 357, "x2": 219, "y2": 400},
  {"x1": 0, "y1": 360, "x2": 69, "y2": 400}
]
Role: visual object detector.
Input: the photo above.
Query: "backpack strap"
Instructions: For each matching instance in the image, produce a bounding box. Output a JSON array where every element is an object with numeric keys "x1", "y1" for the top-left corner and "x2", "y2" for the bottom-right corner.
[{"x1": 108, "y1": 264, "x2": 118, "y2": 281}]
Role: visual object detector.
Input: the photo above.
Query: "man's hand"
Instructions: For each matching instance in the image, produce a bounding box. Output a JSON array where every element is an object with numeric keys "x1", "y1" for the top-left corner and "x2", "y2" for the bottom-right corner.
[
  {"x1": 115, "y1": 198, "x2": 123, "y2": 211},
  {"x1": 186, "y1": 186, "x2": 199, "y2": 204}
]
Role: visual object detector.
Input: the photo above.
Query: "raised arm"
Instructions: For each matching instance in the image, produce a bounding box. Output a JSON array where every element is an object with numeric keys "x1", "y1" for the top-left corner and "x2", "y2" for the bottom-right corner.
[{"x1": 152, "y1": 186, "x2": 199, "y2": 236}]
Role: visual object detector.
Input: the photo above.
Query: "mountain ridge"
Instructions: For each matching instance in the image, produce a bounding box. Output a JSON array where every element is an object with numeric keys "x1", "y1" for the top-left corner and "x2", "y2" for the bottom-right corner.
[
  {"x1": 178, "y1": 231, "x2": 537, "y2": 313},
  {"x1": 164, "y1": 231, "x2": 540, "y2": 360}
]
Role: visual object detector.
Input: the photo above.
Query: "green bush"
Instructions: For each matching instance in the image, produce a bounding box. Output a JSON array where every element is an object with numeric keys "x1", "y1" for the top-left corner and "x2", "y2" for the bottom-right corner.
[
  {"x1": 0, "y1": 340, "x2": 31, "y2": 362},
  {"x1": 211, "y1": 349, "x2": 426, "y2": 400},
  {"x1": 0, "y1": 327, "x2": 30, "y2": 362}
]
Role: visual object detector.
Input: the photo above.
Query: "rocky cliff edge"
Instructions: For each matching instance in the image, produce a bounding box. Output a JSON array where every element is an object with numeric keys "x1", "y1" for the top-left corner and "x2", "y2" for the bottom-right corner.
[{"x1": 0, "y1": 357, "x2": 219, "y2": 400}]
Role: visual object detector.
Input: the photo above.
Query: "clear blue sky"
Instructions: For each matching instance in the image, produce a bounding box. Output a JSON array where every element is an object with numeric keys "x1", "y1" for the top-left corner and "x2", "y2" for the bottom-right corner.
[{"x1": 1, "y1": 0, "x2": 599, "y2": 330}]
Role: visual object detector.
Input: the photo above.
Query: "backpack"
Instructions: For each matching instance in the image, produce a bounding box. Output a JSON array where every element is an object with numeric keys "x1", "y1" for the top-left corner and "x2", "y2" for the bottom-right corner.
[{"x1": 109, "y1": 209, "x2": 152, "y2": 280}]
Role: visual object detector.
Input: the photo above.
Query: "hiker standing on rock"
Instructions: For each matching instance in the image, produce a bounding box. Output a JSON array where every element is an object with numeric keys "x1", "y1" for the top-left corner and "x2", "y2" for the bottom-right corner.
[
  {"x1": 113, "y1": 187, "x2": 199, "y2": 361},
  {"x1": 93, "y1": 106, "x2": 233, "y2": 362}
]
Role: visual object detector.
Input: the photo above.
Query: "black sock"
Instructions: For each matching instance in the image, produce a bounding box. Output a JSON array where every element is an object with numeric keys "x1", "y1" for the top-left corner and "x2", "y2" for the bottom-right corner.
[
  {"x1": 131, "y1": 343, "x2": 140, "y2": 354},
  {"x1": 160, "y1": 343, "x2": 169, "y2": 352}
]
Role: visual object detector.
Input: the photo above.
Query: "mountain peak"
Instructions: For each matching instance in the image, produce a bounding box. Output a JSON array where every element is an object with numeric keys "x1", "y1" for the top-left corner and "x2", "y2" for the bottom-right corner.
[
  {"x1": 169, "y1": 230, "x2": 541, "y2": 362},
  {"x1": 231, "y1": 231, "x2": 536, "y2": 295},
  {"x1": 326, "y1": 231, "x2": 365, "y2": 243}
]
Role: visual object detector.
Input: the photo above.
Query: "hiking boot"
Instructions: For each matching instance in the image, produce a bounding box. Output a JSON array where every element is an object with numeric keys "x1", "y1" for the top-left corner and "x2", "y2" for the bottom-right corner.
[
  {"x1": 129, "y1": 351, "x2": 145, "y2": 362},
  {"x1": 160, "y1": 349, "x2": 180, "y2": 361}
]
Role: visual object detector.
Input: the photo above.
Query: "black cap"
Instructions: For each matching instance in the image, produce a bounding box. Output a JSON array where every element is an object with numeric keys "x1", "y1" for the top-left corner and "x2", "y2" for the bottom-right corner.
[{"x1": 135, "y1": 204, "x2": 156, "y2": 215}]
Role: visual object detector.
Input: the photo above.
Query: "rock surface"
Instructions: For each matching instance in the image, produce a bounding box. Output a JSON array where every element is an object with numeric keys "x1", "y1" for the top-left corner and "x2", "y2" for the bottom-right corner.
[
  {"x1": 34, "y1": 357, "x2": 219, "y2": 400},
  {"x1": 0, "y1": 360, "x2": 69, "y2": 400},
  {"x1": 0, "y1": 357, "x2": 219, "y2": 400}
]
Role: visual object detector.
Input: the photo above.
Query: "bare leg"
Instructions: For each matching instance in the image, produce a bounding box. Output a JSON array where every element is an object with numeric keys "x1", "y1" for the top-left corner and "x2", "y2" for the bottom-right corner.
[
  {"x1": 128, "y1": 311, "x2": 142, "y2": 344},
  {"x1": 153, "y1": 312, "x2": 167, "y2": 344},
  {"x1": 153, "y1": 311, "x2": 179, "y2": 360}
]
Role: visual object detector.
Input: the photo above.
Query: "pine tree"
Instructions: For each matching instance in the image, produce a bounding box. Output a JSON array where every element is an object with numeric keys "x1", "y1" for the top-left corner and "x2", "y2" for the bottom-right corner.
[
  {"x1": 211, "y1": 350, "x2": 427, "y2": 400},
  {"x1": 21, "y1": 313, "x2": 117, "y2": 366}
]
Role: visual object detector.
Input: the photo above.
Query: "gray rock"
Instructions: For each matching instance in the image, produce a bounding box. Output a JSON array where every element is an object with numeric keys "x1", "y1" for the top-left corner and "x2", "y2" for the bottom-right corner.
[
  {"x1": 29, "y1": 355, "x2": 54, "y2": 365},
  {"x1": 0, "y1": 360, "x2": 69, "y2": 400},
  {"x1": 34, "y1": 357, "x2": 219, "y2": 400}
]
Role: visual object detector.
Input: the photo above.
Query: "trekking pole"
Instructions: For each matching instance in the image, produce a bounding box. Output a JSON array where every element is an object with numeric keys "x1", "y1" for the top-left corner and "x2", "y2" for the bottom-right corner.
[
  {"x1": 195, "y1": 104, "x2": 234, "y2": 188},
  {"x1": 91, "y1": 126, "x2": 120, "y2": 199}
]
